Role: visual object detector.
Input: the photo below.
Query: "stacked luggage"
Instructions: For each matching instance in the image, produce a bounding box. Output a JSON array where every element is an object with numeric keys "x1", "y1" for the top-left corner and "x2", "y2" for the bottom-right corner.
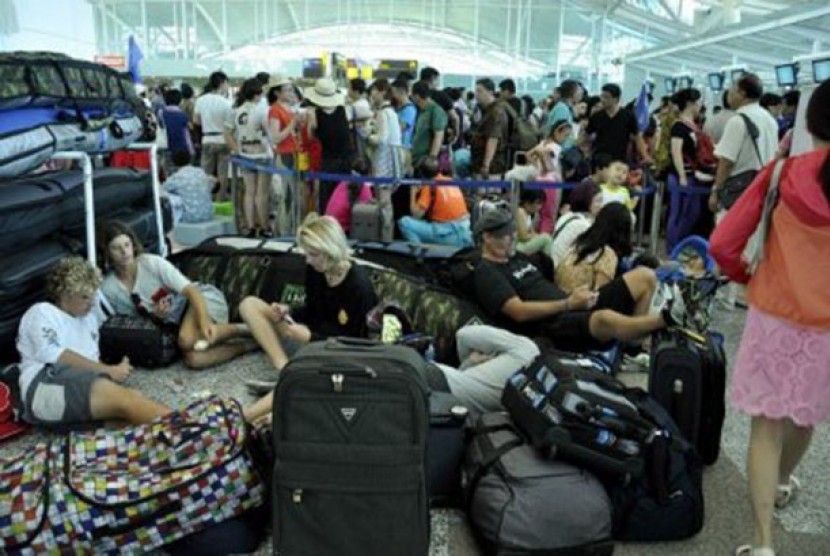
[
  {"x1": 0, "y1": 168, "x2": 172, "y2": 362},
  {"x1": 0, "y1": 52, "x2": 145, "y2": 178}
]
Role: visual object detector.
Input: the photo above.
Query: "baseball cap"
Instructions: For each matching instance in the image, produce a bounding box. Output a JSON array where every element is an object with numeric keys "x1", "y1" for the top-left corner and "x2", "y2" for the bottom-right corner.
[{"x1": 474, "y1": 205, "x2": 516, "y2": 237}]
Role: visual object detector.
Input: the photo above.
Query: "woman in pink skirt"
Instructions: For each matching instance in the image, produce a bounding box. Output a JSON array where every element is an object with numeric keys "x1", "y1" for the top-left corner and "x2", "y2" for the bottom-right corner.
[{"x1": 710, "y1": 79, "x2": 830, "y2": 556}]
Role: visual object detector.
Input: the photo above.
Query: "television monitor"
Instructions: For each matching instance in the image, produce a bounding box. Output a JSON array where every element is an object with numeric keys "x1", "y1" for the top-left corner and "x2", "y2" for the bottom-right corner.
[
  {"x1": 731, "y1": 68, "x2": 746, "y2": 83},
  {"x1": 813, "y1": 58, "x2": 830, "y2": 82},
  {"x1": 664, "y1": 77, "x2": 676, "y2": 94},
  {"x1": 775, "y1": 63, "x2": 798, "y2": 87},
  {"x1": 708, "y1": 72, "x2": 725, "y2": 91},
  {"x1": 302, "y1": 58, "x2": 324, "y2": 79},
  {"x1": 677, "y1": 76, "x2": 693, "y2": 89}
]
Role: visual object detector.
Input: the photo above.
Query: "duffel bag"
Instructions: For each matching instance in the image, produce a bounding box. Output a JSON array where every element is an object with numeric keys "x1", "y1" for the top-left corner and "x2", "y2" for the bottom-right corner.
[
  {"x1": 463, "y1": 412, "x2": 614, "y2": 555},
  {"x1": 99, "y1": 314, "x2": 179, "y2": 368},
  {"x1": 0, "y1": 396, "x2": 266, "y2": 555}
]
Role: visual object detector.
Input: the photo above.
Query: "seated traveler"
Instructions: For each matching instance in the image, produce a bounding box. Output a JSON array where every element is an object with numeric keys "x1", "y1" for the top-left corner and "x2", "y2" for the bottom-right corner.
[
  {"x1": 241, "y1": 213, "x2": 378, "y2": 423},
  {"x1": 555, "y1": 203, "x2": 631, "y2": 293},
  {"x1": 471, "y1": 206, "x2": 685, "y2": 353},
  {"x1": 99, "y1": 221, "x2": 252, "y2": 369},
  {"x1": 398, "y1": 164, "x2": 473, "y2": 247},
  {"x1": 550, "y1": 177, "x2": 604, "y2": 266},
  {"x1": 16, "y1": 256, "x2": 169, "y2": 427}
]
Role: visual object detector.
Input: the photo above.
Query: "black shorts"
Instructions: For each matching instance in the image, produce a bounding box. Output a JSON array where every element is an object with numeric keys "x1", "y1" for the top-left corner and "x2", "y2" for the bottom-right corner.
[{"x1": 540, "y1": 277, "x2": 636, "y2": 353}]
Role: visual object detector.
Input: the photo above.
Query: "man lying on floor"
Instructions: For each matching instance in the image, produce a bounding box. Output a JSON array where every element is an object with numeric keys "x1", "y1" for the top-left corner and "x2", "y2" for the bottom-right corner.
[
  {"x1": 429, "y1": 325, "x2": 539, "y2": 414},
  {"x1": 471, "y1": 206, "x2": 685, "y2": 353}
]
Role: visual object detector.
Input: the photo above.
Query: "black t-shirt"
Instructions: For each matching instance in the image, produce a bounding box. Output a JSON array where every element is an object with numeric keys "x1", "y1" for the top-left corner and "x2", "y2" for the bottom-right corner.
[
  {"x1": 587, "y1": 108, "x2": 639, "y2": 161},
  {"x1": 670, "y1": 120, "x2": 696, "y2": 172},
  {"x1": 293, "y1": 263, "x2": 378, "y2": 341},
  {"x1": 315, "y1": 106, "x2": 352, "y2": 157},
  {"x1": 473, "y1": 255, "x2": 566, "y2": 334}
]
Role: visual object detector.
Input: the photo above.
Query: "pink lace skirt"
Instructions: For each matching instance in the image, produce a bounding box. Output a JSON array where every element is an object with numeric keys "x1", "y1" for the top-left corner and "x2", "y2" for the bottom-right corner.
[{"x1": 731, "y1": 307, "x2": 830, "y2": 427}]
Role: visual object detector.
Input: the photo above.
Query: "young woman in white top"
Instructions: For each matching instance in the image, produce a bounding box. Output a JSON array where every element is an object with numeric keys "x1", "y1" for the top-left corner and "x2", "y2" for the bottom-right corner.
[
  {"x1": 367, "y1": 78, "x2": 403, "y2": 241},
  {"x1": 16, "y1": 256, "x2": 169, "y2": 427},
  {"x1": 99, "y1": 221, "x2": 253, "y2": 369},
  {"x1": 550, "y1": 179, "x2": 604, "y2": 266},
  {"x1": 224, "y1": 78, "x2": 274, "y2": 238}
]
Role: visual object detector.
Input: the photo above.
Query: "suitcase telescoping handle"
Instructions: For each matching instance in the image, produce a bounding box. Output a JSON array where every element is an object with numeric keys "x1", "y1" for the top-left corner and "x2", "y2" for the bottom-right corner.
[{"x1": 326, "y1": 337, "x2": 384, "y2": 351}]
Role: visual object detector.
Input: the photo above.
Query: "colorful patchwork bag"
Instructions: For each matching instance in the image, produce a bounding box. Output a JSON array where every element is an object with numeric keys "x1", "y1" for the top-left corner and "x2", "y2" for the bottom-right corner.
[{"x1": 0, "y1": 396, "x2": 265, "y2": 555}]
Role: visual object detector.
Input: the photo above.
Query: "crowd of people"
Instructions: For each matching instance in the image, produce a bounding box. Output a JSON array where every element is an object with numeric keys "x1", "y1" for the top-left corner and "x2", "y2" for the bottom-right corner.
[{"x1": 11, "y1": 62, "x2": 830, "y2": 556}]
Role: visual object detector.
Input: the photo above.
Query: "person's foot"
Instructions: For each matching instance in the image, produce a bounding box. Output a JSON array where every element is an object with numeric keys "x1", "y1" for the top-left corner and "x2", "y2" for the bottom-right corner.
[
  {"x1": 775, "y1": 475, "x2": 801, "y2": 509},
  {"x1": 245, "y1": 379, "x2": 278, "y2": 396},
  {"x1": 650, "y1": 282, "x2": 687, "y2": 327},
  {"x1": 260, "y1": 229, "x2": 274, "y2": 239},
  {"x1": 246, "y1": 228, "x2": 259, "y2": 239},
  {"x1": 735, "y1": 545, "x2": 775, "y2": 556}
]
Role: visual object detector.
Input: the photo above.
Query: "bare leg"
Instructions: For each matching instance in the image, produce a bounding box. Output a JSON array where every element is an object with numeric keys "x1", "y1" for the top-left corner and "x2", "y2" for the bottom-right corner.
[
  {"x1": 243, "y1": 391, "x2": 274, "y2": 423},
  {"x1": 90, "y1": 380, "x2": 169, "y2": 425},
  {"x1": 621, "y1": 266, "x2": 658, "y2": 316},
  {"x1": 747, "y1": 416, "x2": 785, "y2": 549},
  {"x1": 238, "y1": 296, "x2": 290, "y2": 371},
  {"x1": 588, "y1": 309, "x2": 666, "y2": 343},
  {"x1": 182, "y1": 342, "x2": 255, "y2": 369},
  {"x1": 242, "y1": 171, "x2": 257, "y2": 232},
  {"x1": 778, "y1": 419, "x2": 813, "y2": 486},
  {"x1": 178, "y1": 307, "x2": 252, "y2": 369},
  {"x1": 256, "y1": 172, "x2": 272, "y2": 231}
]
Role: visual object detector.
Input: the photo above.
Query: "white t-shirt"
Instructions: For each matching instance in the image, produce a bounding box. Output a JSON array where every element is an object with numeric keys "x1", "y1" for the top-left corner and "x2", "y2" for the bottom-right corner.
[
  {"x1": 194, "y1": 93, "x2": 233, "y2": 145},
  {"x1": 16, "y1": 292, "x2": 108, "y2": 397},
  {"x1": 225, "y1": 101, "x2": 272, "y2": 159},
  {"x1": 101, "y1": 254, "x2": 191, "y2": 318},
  {"x1": 349, "y1": 97, "x2": 373, "y2": 122},
  {"x1": 551, "y1": 212, "x2": 592, "y2": 267},
  {"x1": 714, "y1": 102, "x2": 779, "y2": 178}
]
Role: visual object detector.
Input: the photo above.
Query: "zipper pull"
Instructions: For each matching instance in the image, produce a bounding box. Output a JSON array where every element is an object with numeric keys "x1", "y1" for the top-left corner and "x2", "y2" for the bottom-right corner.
[
  {"x1": 332, "y1": 373, "x2": 344, "y2": 393},
  {"x1": 292, "y1": 488, "x2": 303, "y2": 504}
]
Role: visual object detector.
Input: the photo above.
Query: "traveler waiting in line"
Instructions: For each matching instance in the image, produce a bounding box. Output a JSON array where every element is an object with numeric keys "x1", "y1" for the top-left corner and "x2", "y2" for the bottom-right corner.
[
  {"x1": 367, "y1": 78, "x2": 404, "y2": 242},
  {"x1": 398, "y1": 163, "x2": 473, "y2": 248},
  {"x1": 544, "y1": 79, "x2": 582, "y2": 141},
  {"x1": 160, "y1": 88, "x2": 194, "y2": 176},
  {"x1": 267, "y1": 76, "x2": 301, "y2": 234},
  {"x1": 99, "y1": 221, "x2": 254, "y2": 369},
  {"x1": 16, "y1": 256, "x2": 170, "y2": 428},
  {"x1": 498, "y1": 78, "x2": 523, "y2": 118},
  {"x1": 710, "y1": 78, "x2": 830, "y2": 556},
  {"x1": 470, "y1": 78, "x2": 510, "y2": 180},
  {"x1": 419, "y1": 67, "x2": 460, "y2": 146},
  {"x1": 555, "y1": 203, "x2": 632, "y2": 294},
  {"x1": 666, "y1": 88, "x2": 710, "y2": 252},
  {"x1": 410, "y1": 80, "x2": 447, "y2": 174},
  {"x1": 704, "y1": 90, "x2": 736, "y2": 145},
  {"x1": 304, "y1": 78, "x2": 354, "y2": 214},
  {"x1": 194, "y1": 71, "x2": 233, "y2": 201},
  {"x1": 239, "y1": 214, "x2": 378, "y2": 409},
  {"x1": 515, "y1": 188, "x2": 553, "y2": 257},
  {"x1": 583, "y1": 83, "x2": 652, "y2": 166},
  {"x1": 709, "y1": 73, "x2": 779, "y2": 310},
  {"x1": 431, "y1": 325, "x2": 540, "y2": 414},
  {"x1": 551, "y1": 177, "x2": 605, "y2": 267},
  {"x1": 471, "y1": 207, "x2": 685, "y2": 354},
  {"x1": 224, "y1": 78, "x2": 274, "y2": 239}
]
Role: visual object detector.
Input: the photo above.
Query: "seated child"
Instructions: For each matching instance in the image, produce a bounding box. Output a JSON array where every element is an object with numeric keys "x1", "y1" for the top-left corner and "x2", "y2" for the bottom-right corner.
[
  {"x1": 16, "y1": 256, "x2": 169, "y2": 427},
  {"x1": 516, "y1": 188, "x2": 553, "y2": 257}
]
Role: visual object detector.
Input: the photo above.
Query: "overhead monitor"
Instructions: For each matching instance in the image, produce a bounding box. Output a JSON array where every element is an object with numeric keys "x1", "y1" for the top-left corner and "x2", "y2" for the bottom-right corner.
[
  {"x1": 813, "y1": 58, "x2": 830, "y2": 82},
  {"x1": 664, "y1": 77, "x2": 676, "y2": 94},
  {"x1": 375, "y1": 60, "x2": 418, "y2": 80},
  {"x1": 731, "y1": 68, "x2": 746, "y2": 83},
  {"x1": 677, "y1": 76, "x2": 693, "y2": 89},
  {"x1": 775, "y1": 63, "x2": 798, "y2": 87},
  {"x1": 302, "y1": 58, "x2": 324, "y2": 79},
  {"x1": 708, "y1": 72, "x2": 725, "y2": 91}
]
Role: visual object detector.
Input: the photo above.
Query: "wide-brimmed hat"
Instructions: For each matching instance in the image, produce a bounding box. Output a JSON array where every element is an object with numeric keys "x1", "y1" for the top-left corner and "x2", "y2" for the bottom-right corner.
[
  {"x1": 267, "y1": 75, "x2": 293, "y2": 90},
  {"x1": 304, "y1": 78, "x2": 345, "y2": 108}
]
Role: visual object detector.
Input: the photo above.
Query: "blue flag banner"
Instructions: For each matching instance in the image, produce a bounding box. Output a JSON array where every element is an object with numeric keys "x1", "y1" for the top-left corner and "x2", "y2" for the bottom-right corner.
[
  {"x1": 127, "y1": 35, "x2": 144, "y2": 84},
  {"x1": 635, "y1": 81, "x2": 650, "y2": 133}
]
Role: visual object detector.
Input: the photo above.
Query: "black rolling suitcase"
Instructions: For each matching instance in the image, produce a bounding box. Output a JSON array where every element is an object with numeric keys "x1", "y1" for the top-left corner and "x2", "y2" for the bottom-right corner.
[
  {"x1": 649, "y1": 328, "x2": 726, "y2": 465},
  {"x1": 99, "y1": 314, "x2": 179, "y2": 368},
  {"x1": 429, "y1": 390, "x2": 469, "y2": 506},
  {"x1": 271, "y1": 338, "x2": 430, "y2": 556},
  {"x1": 350, "y1": 202, "x2": 383, "y2": 241}
]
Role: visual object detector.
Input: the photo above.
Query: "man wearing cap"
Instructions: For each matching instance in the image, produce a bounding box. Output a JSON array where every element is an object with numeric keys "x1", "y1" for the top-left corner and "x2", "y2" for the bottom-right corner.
[{"x1": 471, "y1": 207, "x2": 685, "y2": 352}]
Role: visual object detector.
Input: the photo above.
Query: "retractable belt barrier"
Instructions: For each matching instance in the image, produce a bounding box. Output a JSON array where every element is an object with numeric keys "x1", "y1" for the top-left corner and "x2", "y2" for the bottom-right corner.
[{"x1": 229, "y1": 155, "x2": 660, "y2": 251}]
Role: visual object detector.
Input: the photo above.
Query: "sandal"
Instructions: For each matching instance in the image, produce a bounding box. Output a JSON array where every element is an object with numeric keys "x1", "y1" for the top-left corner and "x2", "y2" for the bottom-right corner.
[
  {"x1": 735, "y1": 545, "x2": 775, "y2": 556},
  {"x1": 775, "y1": 475, "x2": 801, "y2": 509}
]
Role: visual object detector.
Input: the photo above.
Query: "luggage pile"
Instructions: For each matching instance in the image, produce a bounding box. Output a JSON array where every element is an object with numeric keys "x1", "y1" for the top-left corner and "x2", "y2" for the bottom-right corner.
[{"x1": 0, "y1": 52, "x2": 146, "y2": 178}]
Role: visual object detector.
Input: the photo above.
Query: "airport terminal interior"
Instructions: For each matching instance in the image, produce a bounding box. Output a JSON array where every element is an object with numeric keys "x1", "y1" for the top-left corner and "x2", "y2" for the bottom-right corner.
[{"x1": 0, "y1": 1, "x2": 829, "y2": 555}]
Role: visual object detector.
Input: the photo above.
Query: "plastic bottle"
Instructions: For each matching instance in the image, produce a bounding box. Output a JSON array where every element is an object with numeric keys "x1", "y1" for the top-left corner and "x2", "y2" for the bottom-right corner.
[
  {"x1": 595, "y1": 429, "x2": 641, "y2": 456},
  {"x1": 509, "y1": 372, "x2": 529, "y2": 390}
]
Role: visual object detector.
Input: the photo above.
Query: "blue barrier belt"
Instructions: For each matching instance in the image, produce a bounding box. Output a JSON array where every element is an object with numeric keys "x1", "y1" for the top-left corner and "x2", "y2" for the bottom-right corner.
[{"x1": 666, "y1": 183, "x2": 712, "y2": 196}]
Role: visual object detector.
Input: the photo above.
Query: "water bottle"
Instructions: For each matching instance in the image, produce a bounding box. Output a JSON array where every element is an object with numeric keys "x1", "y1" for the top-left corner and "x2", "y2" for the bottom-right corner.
[
  {"x1": 615, "y1": 438, "x2": 641, "y2": 456},
  {"x1": 595, "y1": 429, "x2": 617, "y2": 448},
  {"x1": 424, "y1": 343, "x2": 436, "y2": 362},
  {"x1": 509, "y1": 372, "x2": 529, "y2": 390}
]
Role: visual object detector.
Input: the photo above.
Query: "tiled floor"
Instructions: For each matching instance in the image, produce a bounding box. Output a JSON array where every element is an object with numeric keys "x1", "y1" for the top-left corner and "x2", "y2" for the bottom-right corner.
[{"x1": 2, "y1": 306, "x2": 828, "y2": 555}]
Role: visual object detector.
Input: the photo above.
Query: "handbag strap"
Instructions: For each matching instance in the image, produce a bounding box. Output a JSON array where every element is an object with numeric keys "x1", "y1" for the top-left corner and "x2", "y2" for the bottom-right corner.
[
  {"x1": 739, "y1": 113, "x2": 764, "y2": 169},
  {"x1": 748, "y1": 158, "x2": 786, "y2": 274}
]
